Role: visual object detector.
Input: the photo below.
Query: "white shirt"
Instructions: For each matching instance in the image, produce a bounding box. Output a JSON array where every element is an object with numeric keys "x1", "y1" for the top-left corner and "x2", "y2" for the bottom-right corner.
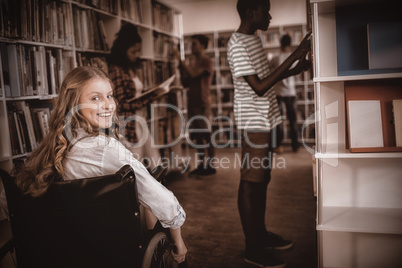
[
  {"x1": 270, "y1": 52, "x2": 296, "y2": 97},
  {"x1": 63, "y1": 129, "x2": 185, "y2": 229}
]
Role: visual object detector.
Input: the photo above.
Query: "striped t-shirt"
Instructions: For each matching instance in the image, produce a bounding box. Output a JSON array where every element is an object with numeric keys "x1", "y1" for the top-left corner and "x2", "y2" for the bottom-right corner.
[{"x1": 227, "y1": 32, "x2": 281, "y2": 130}]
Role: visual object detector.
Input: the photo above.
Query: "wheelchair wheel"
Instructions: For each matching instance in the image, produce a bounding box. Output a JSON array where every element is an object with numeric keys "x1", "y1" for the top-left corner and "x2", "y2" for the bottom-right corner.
[{"x1": 142, "y1": 232, "x2": 178, "y2": 268}]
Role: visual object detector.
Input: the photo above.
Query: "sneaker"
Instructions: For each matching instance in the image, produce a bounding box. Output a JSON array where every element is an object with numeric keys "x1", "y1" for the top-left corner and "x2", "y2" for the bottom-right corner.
[
  {"x1": 264, "y1": 231, "x2": 293, "y2": 250},
  {"x1": 244, "y1": 248, "x2": 286, "y2": 268},
  {"x1": 188, "y1": 165, "x2": 203, "y2": 177},
  {"x1": 274, "y1": 146, "x2": 284, "y2": 154},
  {"x1": 188, "y1": 165, "x2": 216, "y2": 177},
  {"x1": 198, "y1": 166, "x2": 216, "y2": 176},
  {"x1": 292, "y1": 143, "x2": 300, "y2": 152}
]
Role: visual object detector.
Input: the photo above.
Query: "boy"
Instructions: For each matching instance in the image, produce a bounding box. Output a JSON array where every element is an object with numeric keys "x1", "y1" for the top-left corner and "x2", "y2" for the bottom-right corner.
[
  {"x1": 178, "y1": 35, "x2": 215, "y2": 176},
  {"x1": 227, "y1": 0, "x2": 310, "y2": 267}
]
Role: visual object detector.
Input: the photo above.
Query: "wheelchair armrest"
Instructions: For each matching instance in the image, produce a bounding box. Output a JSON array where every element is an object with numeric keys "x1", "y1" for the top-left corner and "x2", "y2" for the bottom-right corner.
[
  {"x1": 150, "y1": 166, "x2": 167, "y2": 183},
  {"x1": 0, "y1": 239, "x2": 15, "y2": 260}
]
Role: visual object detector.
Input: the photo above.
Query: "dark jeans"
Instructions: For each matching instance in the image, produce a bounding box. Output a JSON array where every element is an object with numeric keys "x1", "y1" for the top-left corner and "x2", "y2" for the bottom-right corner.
[{"x1": 275, "y1": 96, "x2": 299, "y2": 150}]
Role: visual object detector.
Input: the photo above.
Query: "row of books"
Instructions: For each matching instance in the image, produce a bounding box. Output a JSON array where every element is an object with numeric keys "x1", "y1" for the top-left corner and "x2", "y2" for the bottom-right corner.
[
  {"x1": 154, "y1": 62, "x2": 176, "y2": 86},
  {"x1": 152, "y1": 2, "x2": 175, "y2": 33},
  {"x1": 219, "y1": 72, "x2": 233, "y2": 86},
  {"x1": 73, "y1": 0, "x2": 118, "y2": 15},
  {"x1": 296, "y1": 87, "x2": 314, "y2": 101},
  {"x1": 0, "y1": 0, "x2": 74, "y2": 47},
  {"x1": 120, "y1": 0, "x2": 143, "y2": 23},
  {"x1": 76, "y1": 53, "x2": 109, "y2": 74},
  {"x1": 73, "y1": 7, "x2": 109, "y2": 51},
  {"x1": 7, "y1": 100, "x2": 52, "y2": 156},
  {"x1": 220, "y1": 89, "x2": 234, "y2": 104},
  {"x1": 217, "y1": 35, "x2": 231, "y2": 48},
  {"x1": 219, "y1": 53, "x2": 229, "y2": 67},
  {"x1": 136, "y1": 60, "x2": 155, "y2": 90},
  {"x1": 260, "y1": 29, "x2": 303, "y2": 47},
  {"x1": 1, "y1": 43, "x2": 74, "y2": 98},
  {"x1": 154, "y1": 33, "x2": 177, "y2": 59}
]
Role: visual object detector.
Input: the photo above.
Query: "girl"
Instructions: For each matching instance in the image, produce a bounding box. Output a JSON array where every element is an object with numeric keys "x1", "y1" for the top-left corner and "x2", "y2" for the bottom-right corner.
[
  {"x1": 107, "y1": 23, "x2": 160, "y2": 169},
  {"x1": 15, "y1": 66, "x2": 187, "y2": 263}
]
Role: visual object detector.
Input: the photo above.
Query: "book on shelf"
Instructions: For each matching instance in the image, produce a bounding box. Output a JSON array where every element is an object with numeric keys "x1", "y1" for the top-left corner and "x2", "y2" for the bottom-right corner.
[
  {"x1": 32, "y1": 108, "x2": 51, "y2": 141},
  {"x1": 7, "y1": 110, "x2": 22, "y2": 155},
  {"x1": 120, "y1": 0, "x2": 143, "y2": 22},
  {"x1": 97, "y1": 19, "x2": 109, "y2": 51},
  {"x1": 71, "y1": 7, "x2": 108, "y2": 51},
  {"x1": 0, "y1": 43, "x2": 12, "y2": 97},
  {"x1": 46, "y1": 50, "x2": 57, "y2": 95},
  {"x1": 32, "y1": 47, "x2": 46, "y2": 96},
  {"x1": 7, "y1": 101, "x2": 53, "y2": 155},
  {"x1": 15, "y1": 101, "x2": 38, "y2": 151},
  {"x1": 347, "y1": 100, "x2": 384, "y2": 149},
  {"x1": 127, "y1": 75, "x2": 176, "y2": 102},
  {"x1": 12, "y1": 110, "x2": 26, "y2": 154},
  {"x1": 20, "y1": 45, "x2": 34, "y2": 96},
  {"x1": 7, "y1": 44, "x2": 22, "y2": 97},
  {"x1": 10, "y1": 103, "x2": 30, "y2": 153},
  {"x1": 393, "y1": 99, "x2": 402, "y2": 147}
]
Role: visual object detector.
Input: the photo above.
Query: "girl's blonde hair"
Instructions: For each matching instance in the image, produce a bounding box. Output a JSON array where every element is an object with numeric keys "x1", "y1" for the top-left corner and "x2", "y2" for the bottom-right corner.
[{"x1": 15, "y1": 66, "x2": 119, "y2": 196}]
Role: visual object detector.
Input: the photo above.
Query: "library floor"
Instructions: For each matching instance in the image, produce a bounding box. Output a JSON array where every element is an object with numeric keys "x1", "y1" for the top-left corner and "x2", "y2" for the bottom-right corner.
[
  {"x1": 0, "y1": 146, "x2": 317, "y2": 268},
  {"x1": 164, "y1": 146, "x2": 318, "y2": 268}
]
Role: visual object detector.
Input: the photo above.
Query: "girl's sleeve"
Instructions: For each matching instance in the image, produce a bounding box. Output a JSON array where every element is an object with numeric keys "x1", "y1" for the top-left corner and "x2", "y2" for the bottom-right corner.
[{"x1": 103, "y1": 140, "x2": 186, "y2": 229}]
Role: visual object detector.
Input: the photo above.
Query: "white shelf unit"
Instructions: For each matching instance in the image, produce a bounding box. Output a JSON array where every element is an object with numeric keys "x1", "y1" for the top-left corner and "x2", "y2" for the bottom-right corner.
[
  {"x1": 184, "y1": 26, "x2": 315, "y2": 147},
  {"x1": 0, "y1": 0, "x2": 185, "y2": 173},
  {"x1": 311, "y1": 0, "x2": 402, "y2": 267}
]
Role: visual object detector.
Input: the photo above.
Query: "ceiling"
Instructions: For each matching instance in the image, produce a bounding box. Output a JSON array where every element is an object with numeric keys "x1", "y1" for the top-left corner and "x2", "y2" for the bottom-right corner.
[{"x1": 161, "y1": 0, "x2": 217, "y2": 7}]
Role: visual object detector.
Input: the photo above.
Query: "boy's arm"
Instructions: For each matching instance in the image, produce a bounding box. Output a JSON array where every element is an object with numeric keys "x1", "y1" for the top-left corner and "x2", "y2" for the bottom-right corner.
[
  {"x1": 245, "y1": 33, "x2": 311, "y2": 97},
  {"x1": 179, "y1": 57, "x2": 210, "y2": 78}
]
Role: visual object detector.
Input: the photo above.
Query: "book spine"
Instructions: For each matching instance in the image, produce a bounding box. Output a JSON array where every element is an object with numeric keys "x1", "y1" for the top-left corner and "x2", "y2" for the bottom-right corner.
[{"x1": 7, "y1": 44, "x2": 22, "y2": 97}]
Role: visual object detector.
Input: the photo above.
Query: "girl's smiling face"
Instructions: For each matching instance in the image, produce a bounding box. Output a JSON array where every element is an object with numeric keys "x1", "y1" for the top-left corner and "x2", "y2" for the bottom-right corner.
[{"x1": 79, "y1": 78, "x2": 116, "y2": 129}]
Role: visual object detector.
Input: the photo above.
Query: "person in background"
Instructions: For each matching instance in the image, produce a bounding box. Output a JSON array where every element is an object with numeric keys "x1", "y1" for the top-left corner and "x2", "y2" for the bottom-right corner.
[
  {"x1": 15, "y1": 66, "x2": 188, "y2": 263},
  {"x1": 177, "y1": 35, "x2": 216, "y2": 176},
  {"x1": 227, "y1": 0, "x2": 311, "y2": 267},
  {"x1": 269, "y1": 34, "x2": 300, "y2": 153},
  {"x1": 107, "y1": 23, "x2": 160, "y2": 170}
]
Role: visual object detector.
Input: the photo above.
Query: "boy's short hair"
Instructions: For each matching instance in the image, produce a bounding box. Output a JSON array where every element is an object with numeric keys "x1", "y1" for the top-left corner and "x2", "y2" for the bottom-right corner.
[
  {"x1": 191, "y1": 34, "x2": 209, "y2": 49},
  {"x1": 237, "y1": 0, "x2": 269, "y2": 19},
  {"x1": 281, "y1": 34, "x2": 291, "y2": 48}
]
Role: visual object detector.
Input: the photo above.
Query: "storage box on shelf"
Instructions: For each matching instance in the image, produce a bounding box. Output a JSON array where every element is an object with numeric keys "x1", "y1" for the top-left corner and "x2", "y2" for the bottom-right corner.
[
  {"x1": 311, "y1": 0, "x2": 402, "y2": 267},
  {"x1": 0, "y1": 0, "x2": 186, "y2": 173}
]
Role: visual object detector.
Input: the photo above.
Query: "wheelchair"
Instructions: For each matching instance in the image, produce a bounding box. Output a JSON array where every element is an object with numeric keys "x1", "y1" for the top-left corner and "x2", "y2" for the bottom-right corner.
[{"x1": 0, "y1": 165, "x2": 180, "y2": 268}]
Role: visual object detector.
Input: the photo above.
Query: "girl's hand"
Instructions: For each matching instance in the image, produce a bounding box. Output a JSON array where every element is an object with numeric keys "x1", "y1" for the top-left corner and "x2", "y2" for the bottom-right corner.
[{"x1": 172, "y1": 240, "x2": 187, "y2": 263}]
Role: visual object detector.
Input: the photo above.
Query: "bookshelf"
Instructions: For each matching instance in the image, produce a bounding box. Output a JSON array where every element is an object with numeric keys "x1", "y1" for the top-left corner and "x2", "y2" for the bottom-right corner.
[
  {"x1": 0, "y1": 0, "x2": 185, "y2": 174},
  {"x1": 184, "y1": 25, "x2": 314, "y2": 147},
  {"x1": 311, "y1": 0, "x2": 402, "y2": 267}
]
